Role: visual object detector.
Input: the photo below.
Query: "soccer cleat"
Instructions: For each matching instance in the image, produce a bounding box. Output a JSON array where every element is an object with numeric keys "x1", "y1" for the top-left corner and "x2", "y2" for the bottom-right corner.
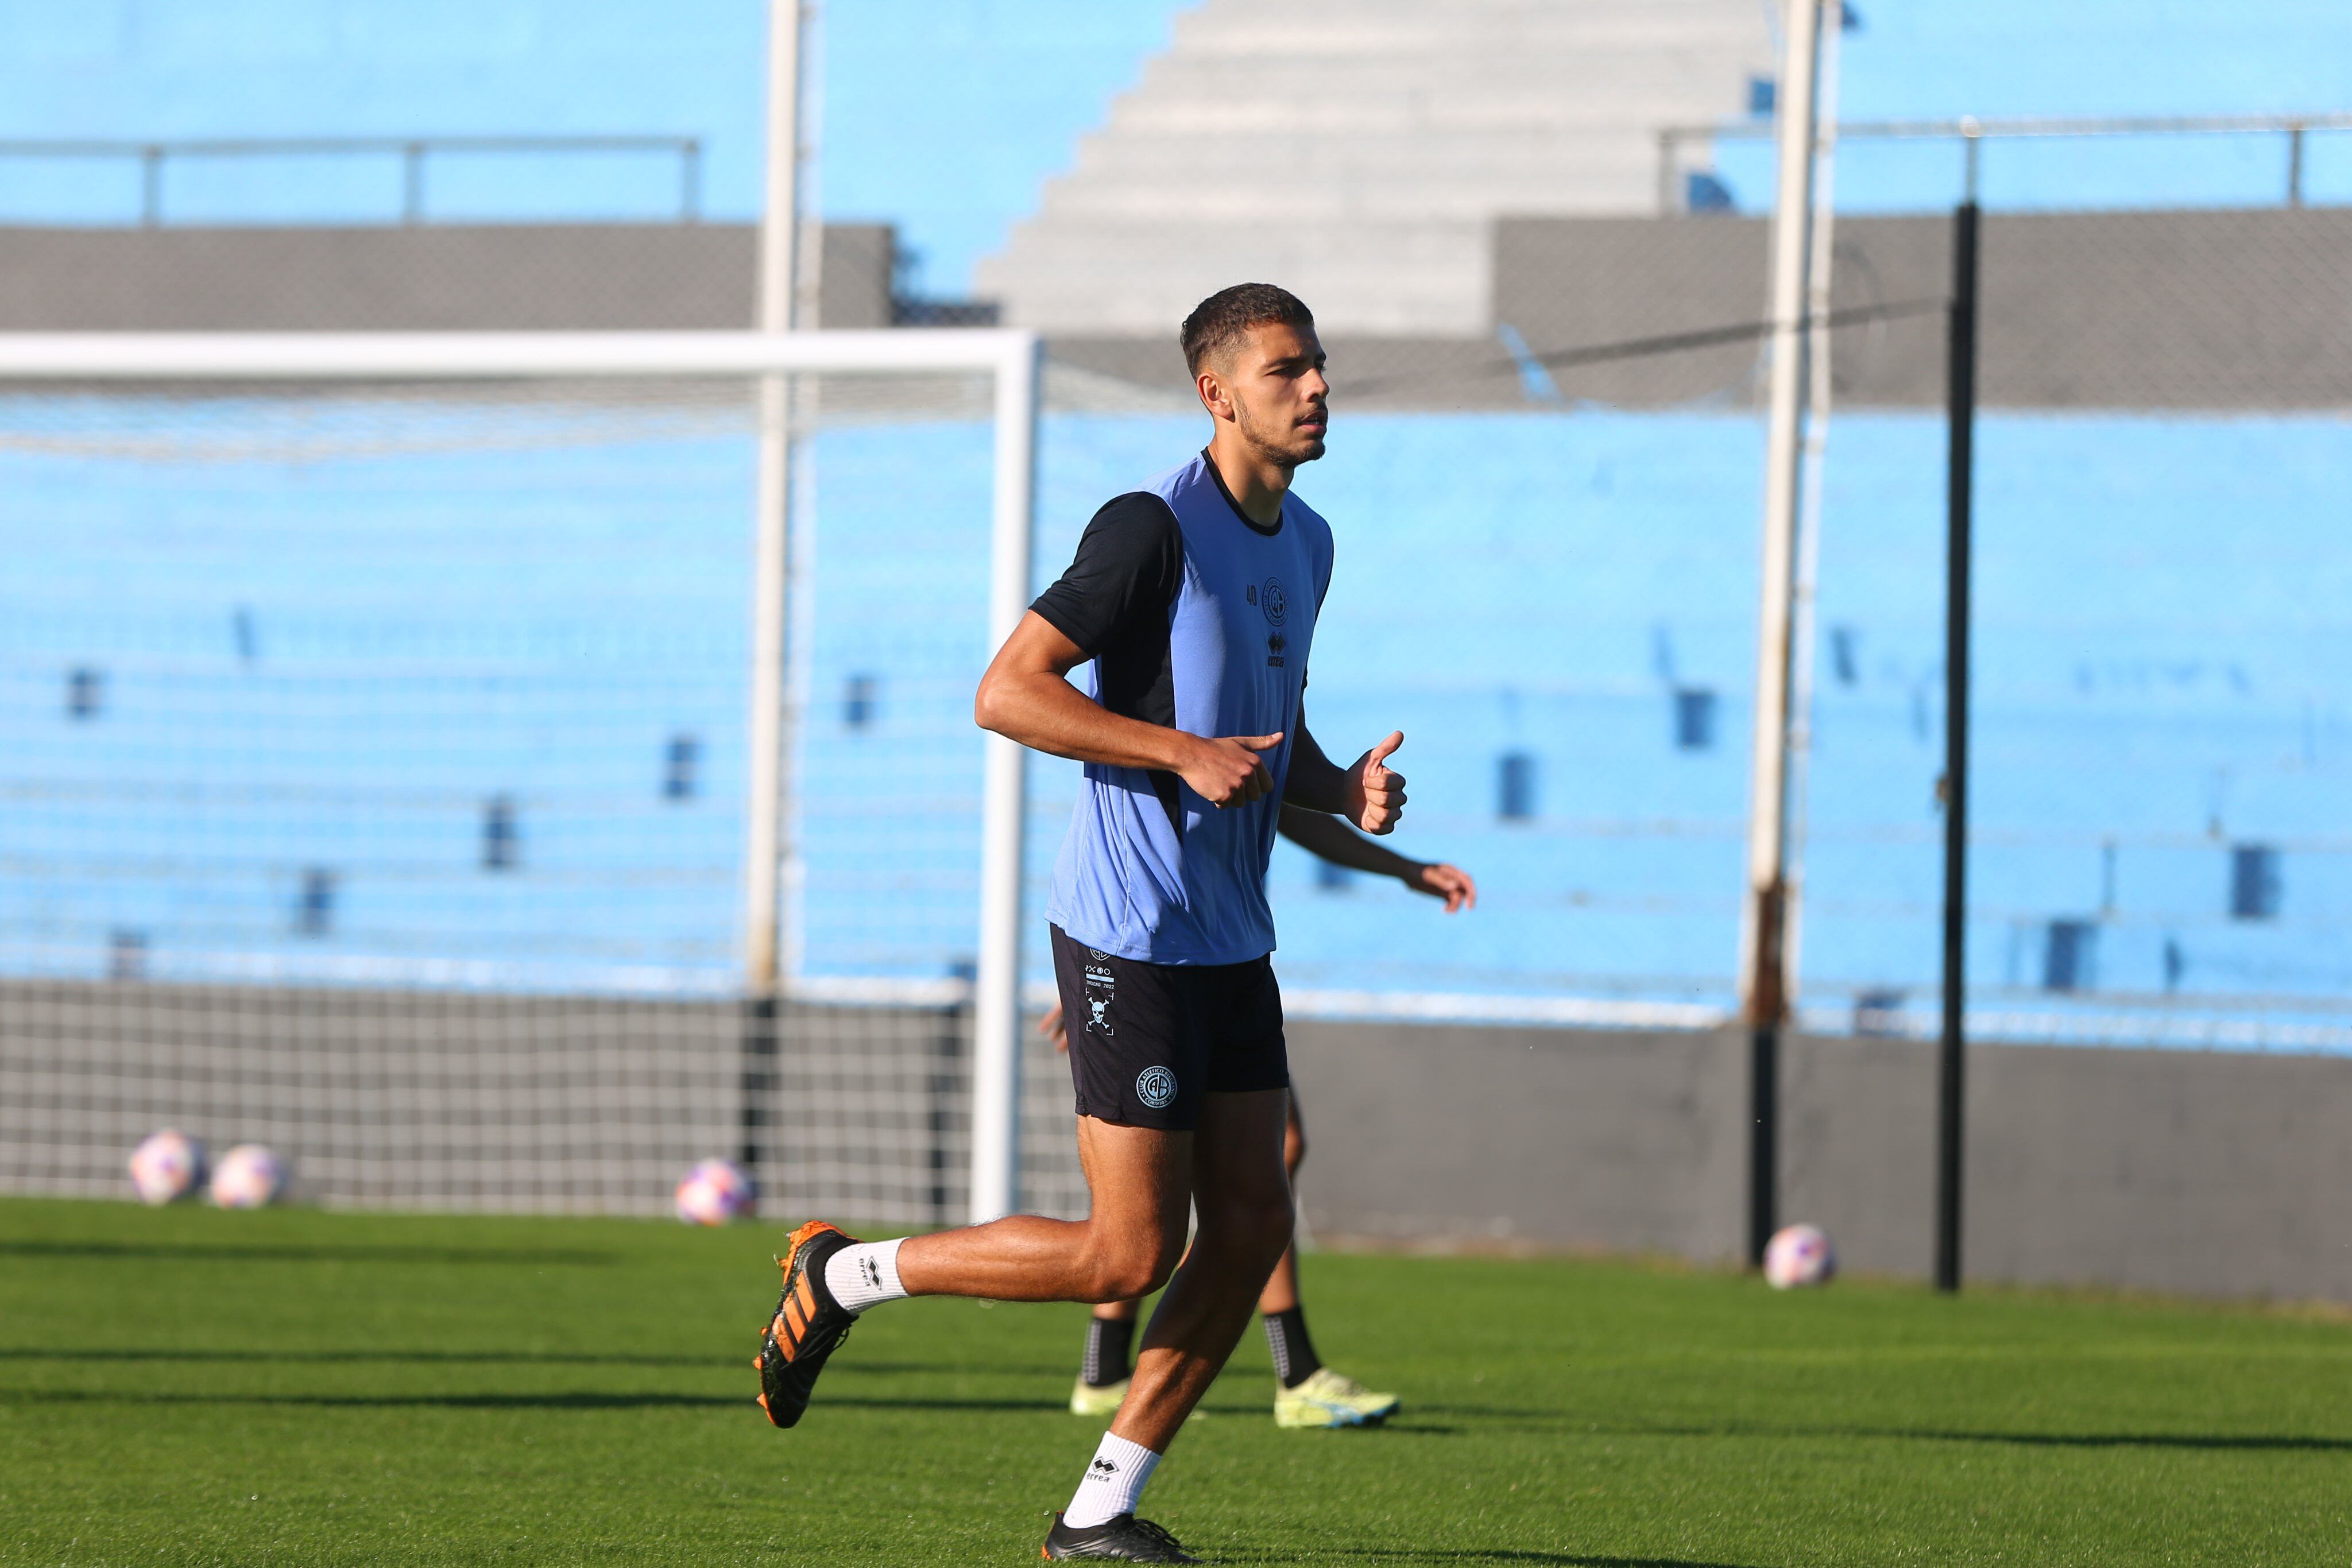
[
  {"x1": 753, "y1": 1219, "x2": 859, "y2": 1428},
  {"x1": 1041, "y1": 1512, "x2": 1200, "y2": 1562},
  {"x1": 1069, "y1": 1376, "x2": 1129, "y2": 1418},
  {"x1": 1272, "y1": 1365, "x2": 1401, "y2": 1428}
]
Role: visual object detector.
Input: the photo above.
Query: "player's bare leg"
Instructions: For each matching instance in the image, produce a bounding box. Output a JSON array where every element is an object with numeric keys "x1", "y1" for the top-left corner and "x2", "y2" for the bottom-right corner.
[
  {"x1": 1105, "y1": 1087, "x2": 1293, "y2": 1451},
  {"x1": 893, "y1": 1116, "x2": 1191, "y2": 1303}
]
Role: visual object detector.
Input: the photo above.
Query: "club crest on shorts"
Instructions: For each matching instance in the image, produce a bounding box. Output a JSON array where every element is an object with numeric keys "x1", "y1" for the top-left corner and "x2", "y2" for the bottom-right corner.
[{"x1": 1135, "y1": 1066, "x2": 1177, "y2": 1109}]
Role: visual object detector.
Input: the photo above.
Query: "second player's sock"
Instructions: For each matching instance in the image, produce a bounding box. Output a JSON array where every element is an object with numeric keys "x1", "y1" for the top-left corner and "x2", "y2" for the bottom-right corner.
[
  {"x1": 1081, "y1": 1314, "x2": 1136, "y2": 1387},
  {"x1": 1062, "y1": 1431, "x2": 1160, "y2": 1529},
  {"x1": 822, "y1": 1237, "x2": 908, "y2": 1315},
  {"x1": 1263, "y1": 1305, "x2": 1322, "y2": 1389}
]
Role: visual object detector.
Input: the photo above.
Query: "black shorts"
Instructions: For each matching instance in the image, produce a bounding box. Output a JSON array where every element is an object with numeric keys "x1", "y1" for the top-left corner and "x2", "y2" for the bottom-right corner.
[{"x1": 1049, "y1": 924, "x2": 1289, "y2": 1132}]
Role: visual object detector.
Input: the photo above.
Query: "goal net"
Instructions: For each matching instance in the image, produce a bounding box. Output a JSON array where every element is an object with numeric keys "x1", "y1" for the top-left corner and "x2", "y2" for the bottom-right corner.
[{"x1": 0, "y1": 331, "x2": 1082, "y2": 1223}]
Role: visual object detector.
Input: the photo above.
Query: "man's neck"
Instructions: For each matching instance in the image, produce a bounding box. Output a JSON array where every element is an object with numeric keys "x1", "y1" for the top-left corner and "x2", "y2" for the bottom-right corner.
[{"x1": 1204, "y1": 433, "x2": 1290, "y2": 528}]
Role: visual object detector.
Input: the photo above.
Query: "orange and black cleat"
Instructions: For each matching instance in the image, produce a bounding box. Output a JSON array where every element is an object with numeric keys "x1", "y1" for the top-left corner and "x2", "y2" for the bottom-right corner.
[{"x1": 753, "y1": 1219, "x2": 860, "y2": 1428}]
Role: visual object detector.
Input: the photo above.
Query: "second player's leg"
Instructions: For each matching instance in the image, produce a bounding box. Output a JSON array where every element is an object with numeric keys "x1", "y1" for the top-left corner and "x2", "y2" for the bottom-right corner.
[
  {"x1": 1255, "y1": 1090, "x2": 1307, "y2": 1315},
  {"x1": 1111, "y1": 1087, "x2": 1294, "y2": 1452}
]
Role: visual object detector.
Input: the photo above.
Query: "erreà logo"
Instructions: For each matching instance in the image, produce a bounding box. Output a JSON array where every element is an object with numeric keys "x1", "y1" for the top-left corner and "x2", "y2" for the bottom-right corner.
[{"x1": 1090, "y1": 1457, "x2": 1119, "y2": 1477}]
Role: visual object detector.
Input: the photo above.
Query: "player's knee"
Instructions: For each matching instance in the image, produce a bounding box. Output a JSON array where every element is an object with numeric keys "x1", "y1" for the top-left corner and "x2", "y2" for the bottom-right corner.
[{"x1": 1083, "y1": 1222, "x2": 1184, "y2": 1302}]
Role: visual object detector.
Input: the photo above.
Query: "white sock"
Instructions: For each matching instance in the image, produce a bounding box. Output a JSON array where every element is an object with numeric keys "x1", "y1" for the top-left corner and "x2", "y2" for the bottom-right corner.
[
  {"x1": 1062, "y1": 1431, "x2": 1160, "y2": 1530},
  {"x1": 822, "y1": 1237, "x2": 907, "y2": 1315}
]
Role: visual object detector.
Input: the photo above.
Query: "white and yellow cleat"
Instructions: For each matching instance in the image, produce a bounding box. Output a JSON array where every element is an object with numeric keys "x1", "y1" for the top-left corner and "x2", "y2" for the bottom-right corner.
[
  {"x1": 1273, "y1": 1366, "x2": 1400, "y2": 1428},
  {"x1": 1069, "y1": 1375, "x2": 1129, "y2": 1418}
]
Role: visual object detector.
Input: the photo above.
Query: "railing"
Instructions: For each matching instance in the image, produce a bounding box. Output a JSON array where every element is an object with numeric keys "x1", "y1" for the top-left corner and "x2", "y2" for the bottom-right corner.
[
  {"x1": 0, "y1": 135, "x2": 704, "y2": 227},
  {"x1": 1657, "y1": 111, "x2": 2352, "y2": 214}
]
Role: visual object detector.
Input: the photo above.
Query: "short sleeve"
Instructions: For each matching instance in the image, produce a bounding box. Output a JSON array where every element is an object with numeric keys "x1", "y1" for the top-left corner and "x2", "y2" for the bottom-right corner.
[{"x1": 1030, "y1": 493, "x2": 1183, "y2": 656}]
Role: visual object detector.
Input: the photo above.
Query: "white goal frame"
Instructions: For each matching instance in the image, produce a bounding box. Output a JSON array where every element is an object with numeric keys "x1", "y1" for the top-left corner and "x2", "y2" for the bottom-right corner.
[{"x1": 0, "y1": 327, "x2": 1043, "y2": 1225}]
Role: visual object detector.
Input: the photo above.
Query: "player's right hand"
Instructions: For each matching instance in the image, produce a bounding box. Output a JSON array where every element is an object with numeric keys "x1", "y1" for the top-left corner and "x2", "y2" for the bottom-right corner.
[
  {"x1": 1181, "y1": 732, "x2": 1283, "y2": 807},
  {"x1": 1412, "y1": 861, "x2": 1477, "y2": 913}
]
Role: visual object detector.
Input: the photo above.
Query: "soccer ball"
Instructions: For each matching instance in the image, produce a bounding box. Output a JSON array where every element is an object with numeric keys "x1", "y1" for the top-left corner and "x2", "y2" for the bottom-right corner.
[
  {"x1": 674, "y1": 1158, "x2": 755, "y2": 1225},
  {"x1": 209, "y1": 1144, "x2": 286, "y2": 1209},
  {"x1": 129, "y1": 1129, "x2": 206, "y2": 1205},
  {"x1": 1763, "y1": 1223, "x2": 1836, "y2": 1289}
]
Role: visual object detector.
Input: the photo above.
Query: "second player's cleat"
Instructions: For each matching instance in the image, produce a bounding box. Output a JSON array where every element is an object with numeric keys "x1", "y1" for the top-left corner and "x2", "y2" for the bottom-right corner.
[
  {"x1": 754, "y1": 1219, "x2": 859, "y2": 1428},
  {"x1": 1040, "y1": 1512, "x2": 1200, "y2": 1562},
  {"x1": 1272, "y1": 1365, "x2": 1401, "y2": 1428},
  {"x1": 1069, "y1": 1376, "x2": 1129, "y2": 1418}
]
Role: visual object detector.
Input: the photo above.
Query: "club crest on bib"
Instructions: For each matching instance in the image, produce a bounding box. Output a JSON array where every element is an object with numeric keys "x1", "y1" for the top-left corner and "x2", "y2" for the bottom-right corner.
[
  {"x1": 1259, "y1": 576, "x2": 1288, "y2": 627},
  {"x1": 1135, "y1": 1066, "x2": 1177, "y2": 1109}
]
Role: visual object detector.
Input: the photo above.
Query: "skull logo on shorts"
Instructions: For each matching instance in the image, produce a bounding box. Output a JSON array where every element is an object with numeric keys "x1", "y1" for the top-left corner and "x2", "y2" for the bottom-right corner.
[{"x1": 1135, "y1": 1066, "x2": 1177, "y2": 1110}]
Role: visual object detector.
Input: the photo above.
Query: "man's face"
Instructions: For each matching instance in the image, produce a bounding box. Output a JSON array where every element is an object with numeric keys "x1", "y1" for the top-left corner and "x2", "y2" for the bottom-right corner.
[{"x1": 1210, "y1": 321, "x2": 1329, "y2": 469}]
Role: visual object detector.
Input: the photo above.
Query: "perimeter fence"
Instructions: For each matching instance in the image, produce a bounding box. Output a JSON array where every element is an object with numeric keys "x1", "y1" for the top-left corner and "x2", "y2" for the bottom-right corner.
[{"x1": 3, "y1": 110, "x2": 2350, "y2": 1221}]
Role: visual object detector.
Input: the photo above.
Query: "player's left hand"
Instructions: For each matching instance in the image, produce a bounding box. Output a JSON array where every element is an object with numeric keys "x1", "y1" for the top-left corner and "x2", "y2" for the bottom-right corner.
[
  {"x1": 1410, "y1": 861, "x2": 1476, "y2": 912},
  {"x1": 1344, "y1": 731, "x2": 1406, "y2": 834},
  {"x1": 1039, "y1": 1002, "x2": 1069, "y2": 1055}
]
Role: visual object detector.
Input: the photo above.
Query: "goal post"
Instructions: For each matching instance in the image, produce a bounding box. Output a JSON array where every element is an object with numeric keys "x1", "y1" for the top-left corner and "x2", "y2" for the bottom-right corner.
[{"x1": 0, "y1": 327, "x2": 1044, "y2": 1221}]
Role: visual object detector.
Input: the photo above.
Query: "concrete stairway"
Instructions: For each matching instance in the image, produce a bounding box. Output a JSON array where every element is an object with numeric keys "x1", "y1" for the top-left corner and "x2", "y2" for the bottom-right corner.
[{"x1": 977, "y1": 0, "x2": 1771, "y2": 335}]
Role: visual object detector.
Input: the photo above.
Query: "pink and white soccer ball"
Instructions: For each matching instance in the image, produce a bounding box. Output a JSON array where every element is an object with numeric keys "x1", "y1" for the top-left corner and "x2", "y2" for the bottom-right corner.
[
  {"x1": 674, "y1": 1158, "x2": 755, "y2": 1225},
  {"x1": 128, "y1": 1129, "x2": 206, "y2": 1205},
  {"x1": 1763, "y1": 1223, "x2": 1837, "y2": 1289},
  {"x1": 208, "y1": 1144, "x2": 286, "y2": 1209}
]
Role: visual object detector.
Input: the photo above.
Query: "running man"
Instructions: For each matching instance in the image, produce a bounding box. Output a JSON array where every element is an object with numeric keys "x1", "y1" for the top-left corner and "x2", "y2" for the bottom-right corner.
[
  {"x1": 1055, "y1": 803, "x2": 1474, "y2": 1428},
  {"x1": 753, "y1": 284, "x2": 1410, "y2": 1563}
]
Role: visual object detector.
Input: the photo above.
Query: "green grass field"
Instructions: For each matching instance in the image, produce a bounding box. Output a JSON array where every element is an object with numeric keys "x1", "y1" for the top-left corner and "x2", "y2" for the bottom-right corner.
[{"x1": 3, "y1": 1197, "x2": 2348, "y2": 1566}]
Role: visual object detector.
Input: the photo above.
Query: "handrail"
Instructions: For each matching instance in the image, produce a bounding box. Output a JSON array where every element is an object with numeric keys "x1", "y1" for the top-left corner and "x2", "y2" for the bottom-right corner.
[
  {"x1": 1658, "y1": 110, "x2": 2352, "y2": 211},
  {"x1": 0, "y1": 134, "x2": 703, "y2": 227}
]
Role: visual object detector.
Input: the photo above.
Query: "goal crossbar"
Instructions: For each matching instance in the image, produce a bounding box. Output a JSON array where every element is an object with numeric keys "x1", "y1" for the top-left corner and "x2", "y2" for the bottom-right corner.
[{"x1": 0, "y1": 327, "x2": 1043, "y2": 1225}]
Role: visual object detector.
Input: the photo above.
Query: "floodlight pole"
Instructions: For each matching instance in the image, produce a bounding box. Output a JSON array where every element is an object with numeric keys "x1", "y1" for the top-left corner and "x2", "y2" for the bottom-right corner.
[
  {"x1": 1936, "y1": 195, "x2": 1980, "y2": 1294},
  {"x1": 1738, "y1": 0, "x2": 1826, "y2": 1267},
  {"x1": 741, "y1": 0, "x2": 811, "y2": 1179},
  {"x1": 745, "y1": 0, "x2": 809, "y2": 998},
  {"x1": 969, "y1": 338, "x2": 1042, "y2": 1225}
]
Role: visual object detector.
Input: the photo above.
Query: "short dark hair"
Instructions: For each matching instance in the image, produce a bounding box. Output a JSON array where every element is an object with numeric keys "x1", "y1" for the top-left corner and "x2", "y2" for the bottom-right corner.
[{"x1": 1181, "y1": 283, "x2": 1315, "y2": 377}]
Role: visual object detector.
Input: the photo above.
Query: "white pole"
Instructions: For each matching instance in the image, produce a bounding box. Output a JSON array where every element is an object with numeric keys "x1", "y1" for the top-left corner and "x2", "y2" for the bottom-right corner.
[
  {"x1": 1736, "y1": 0, "x2": 1824, "y2": 1028},
  {"x1": 1781, "y1": 11, "x2": 1842, "y2": 1011},
  {"x1": 969, "y1": 335, "x2": 1042, "y2": 1224},
  {"x1": 745, "y1": 0, "x2": 806, "y2": 994}
]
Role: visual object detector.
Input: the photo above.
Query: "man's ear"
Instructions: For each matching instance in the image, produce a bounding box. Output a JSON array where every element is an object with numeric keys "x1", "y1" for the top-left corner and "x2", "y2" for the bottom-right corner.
[{"x1": 1196, "y1": 367, "x2": 1233, "y2": 422}]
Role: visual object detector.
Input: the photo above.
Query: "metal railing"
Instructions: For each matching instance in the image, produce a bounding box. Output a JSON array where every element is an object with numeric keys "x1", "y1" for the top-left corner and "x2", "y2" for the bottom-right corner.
[
  {"x1": 0, "y1": 135, "x2": 704, "y2": 227},
  {"x1": 1658, "y1": 111, "x2": 2352, "y2": 214}
]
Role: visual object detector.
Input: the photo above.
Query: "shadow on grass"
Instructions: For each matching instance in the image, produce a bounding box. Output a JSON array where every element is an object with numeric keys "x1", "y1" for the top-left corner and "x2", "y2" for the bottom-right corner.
[
  {"x1": 0, "y1": 1240, "x2": 619, "y2": 1267},
  {"x1": 9, "y1": 1389, "x2": 1067, "y2": 1414},
  {"x1": 1414, "y1": 1407, "x2": 2352, "y2": 1454},
  {"x1": 0, "y1": 1348, "x2": 1013, "y2": 1377},
  {"x1": 1229, "y1": 1553, "x2": 1754, "y2": 1567}
]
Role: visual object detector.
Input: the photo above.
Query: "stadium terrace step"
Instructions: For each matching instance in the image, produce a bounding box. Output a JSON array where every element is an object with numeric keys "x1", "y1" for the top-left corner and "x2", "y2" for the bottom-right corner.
[
  {"x1": 988, "y1": 220, "x2": 1489, "y2": 335},
  {"x1": 977, "y1": 0, "x2": 1771, "y2": 332}
]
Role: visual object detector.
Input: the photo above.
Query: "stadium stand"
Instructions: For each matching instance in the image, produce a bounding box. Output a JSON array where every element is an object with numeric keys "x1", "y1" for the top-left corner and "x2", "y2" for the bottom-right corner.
[{"x1": 977, "y1": 0, "x2": 1774, "y2": 332}]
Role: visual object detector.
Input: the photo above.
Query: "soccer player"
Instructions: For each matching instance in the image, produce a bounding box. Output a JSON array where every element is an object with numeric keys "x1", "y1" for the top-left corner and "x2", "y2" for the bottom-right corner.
[
  {"x1": 753, "y1": 283, "x2": 1407, "y2": 1563},
  {"x1": 1057, "y1": 803, "x2": 1475, "y2": 1428}
]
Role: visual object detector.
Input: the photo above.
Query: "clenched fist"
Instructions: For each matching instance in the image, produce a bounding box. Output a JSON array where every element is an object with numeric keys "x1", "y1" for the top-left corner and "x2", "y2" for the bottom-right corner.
[
  {"x1": 1181, "y1": 731, "x2": 1284, "y2": 808},
  {"x1": 1346, "y1": 731, "x2": 1407, "y2": 834}
]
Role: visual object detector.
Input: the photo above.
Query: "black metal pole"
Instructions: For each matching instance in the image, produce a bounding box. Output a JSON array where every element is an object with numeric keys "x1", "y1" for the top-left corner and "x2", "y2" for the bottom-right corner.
[
  {"x1": 1936, "y1": 200, "x2": 1979, "y2": 1294},
  {"x1": 739, "y1": 994, "x2": 779, "y2": 1176},
  {"x1": 1748, "y1": 1017, "x2": 1780, "y2": 1265}
]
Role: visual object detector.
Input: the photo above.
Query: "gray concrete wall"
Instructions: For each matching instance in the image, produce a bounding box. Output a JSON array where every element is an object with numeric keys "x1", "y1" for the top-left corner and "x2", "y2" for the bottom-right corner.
[
  {"x1": 1285, "y1": 1019, "x2": 1750, "y2": 1262},
  {"x1": 1290, "y1": 1018, "x2": 2352, "y2": 1302},
  {"x1": 7, "y1": 977, "x2": 2347, "y2": 1300},
  {"x1": 1492, "y1": 206, "x2": 2352, "y2": 410},
  {"x1": 11, "y1": 208, "x2": 2341, "y2": 413},
  {"x1": 0, "y1": 222, "x2": 895, "y2": 331}
]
